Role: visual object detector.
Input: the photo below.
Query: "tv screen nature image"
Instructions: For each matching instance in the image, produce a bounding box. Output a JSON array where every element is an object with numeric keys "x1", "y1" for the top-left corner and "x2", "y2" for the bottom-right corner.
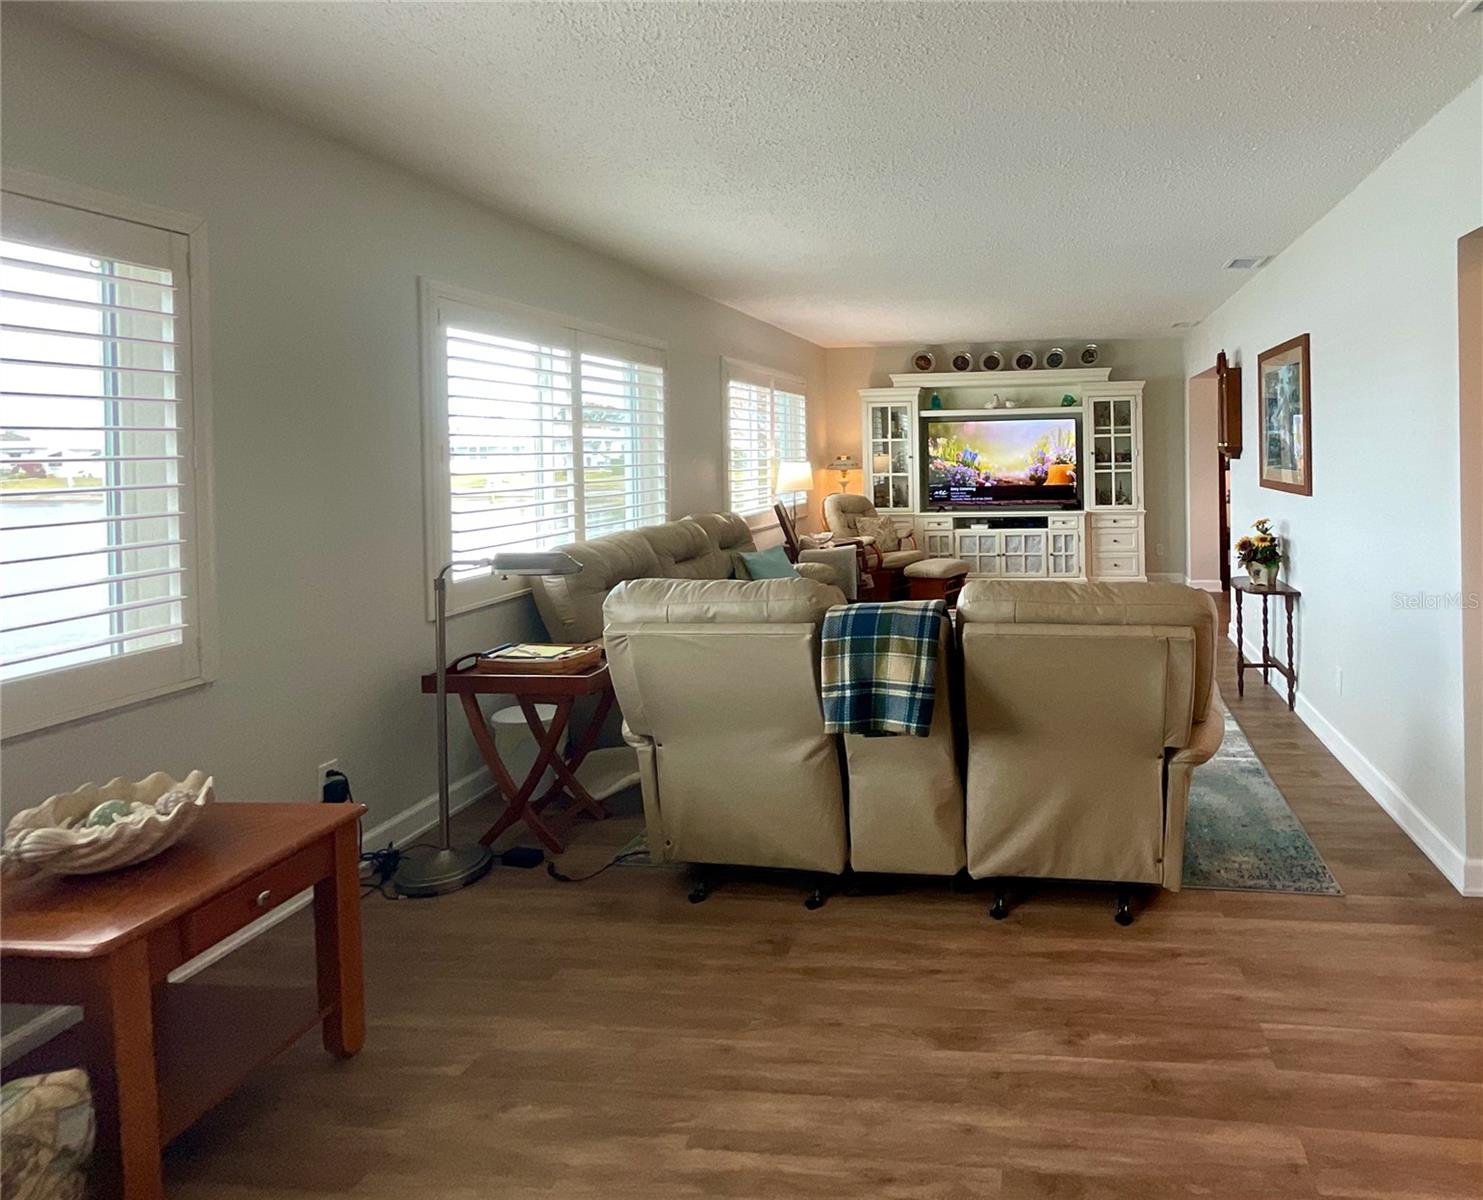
[{"x1": 925, "y1": 417, "x2": 1079, "y2": 507}]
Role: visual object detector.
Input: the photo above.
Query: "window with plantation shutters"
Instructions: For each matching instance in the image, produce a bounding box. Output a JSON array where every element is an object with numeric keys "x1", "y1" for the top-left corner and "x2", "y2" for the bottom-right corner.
[
  {"x1": 726, "y1": 364, "x2": 808, "y2": 516},
  {"x1": 422, "y1": 283, "x2": 667, "y2": 611},
  {"x1": 0, "y1": 183, "x2": 213, "y2": 736}
]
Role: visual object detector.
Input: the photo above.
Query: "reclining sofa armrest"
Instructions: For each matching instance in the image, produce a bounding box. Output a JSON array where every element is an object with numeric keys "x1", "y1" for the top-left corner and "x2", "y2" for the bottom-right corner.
[{"x1": 1161, "y1": 692, "x2": 1229, "y2": 890}]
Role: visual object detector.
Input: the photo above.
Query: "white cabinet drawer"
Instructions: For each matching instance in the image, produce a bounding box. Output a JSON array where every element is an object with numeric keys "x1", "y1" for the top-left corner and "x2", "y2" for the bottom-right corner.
[
  {"x1": 1093, "y1": 555, "x2": 1140, "y2": 578},
  {"x1": 1047, "y1": 514, "x2": 1080, "y2": 529},
  {"x1": 1094, "y1": 529, "x2": 1139, "y2": 553},
  {"x1": 1090, "y1": 513, "x2": 1140, "y2": 529},
  {"x1": 919, "y1": 517, "x2": 953, "y2": 531}
]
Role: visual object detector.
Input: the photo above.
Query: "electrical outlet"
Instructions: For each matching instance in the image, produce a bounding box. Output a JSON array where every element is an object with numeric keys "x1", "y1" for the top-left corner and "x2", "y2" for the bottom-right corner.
[
  {"x1": 317, "y1": 758, "x2": 340, "y2": 800},
  {"x1": 1335, "y1": 667, "x2": 1343, "y2": 696},
  {"x1": 1155, "y1": 542, "x2": 1165, "y2": 560}
]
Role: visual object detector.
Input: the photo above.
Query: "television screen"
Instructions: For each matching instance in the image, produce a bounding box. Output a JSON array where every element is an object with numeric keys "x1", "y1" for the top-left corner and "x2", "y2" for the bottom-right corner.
[{"x1": 924, "y1": 416, "x2": 1080, "y2": 508}]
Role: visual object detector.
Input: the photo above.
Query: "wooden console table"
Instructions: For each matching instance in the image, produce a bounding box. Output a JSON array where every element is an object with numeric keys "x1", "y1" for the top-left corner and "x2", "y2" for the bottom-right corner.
[
  {"x1": 422, "y1": 660, "x2": 621, "y2": 854},
  {"x1": 0, "y1": 802, "x2": 365, "y2": 1200},
  {"x1": 1232, "y1": 577, "x2": 1300, "y2": 710}
]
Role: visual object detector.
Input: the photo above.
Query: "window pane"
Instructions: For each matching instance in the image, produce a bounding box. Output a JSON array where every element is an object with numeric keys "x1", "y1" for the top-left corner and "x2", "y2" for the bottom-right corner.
[{"x1": 1, "y1": 238, "x2": 186, "y2": 680}]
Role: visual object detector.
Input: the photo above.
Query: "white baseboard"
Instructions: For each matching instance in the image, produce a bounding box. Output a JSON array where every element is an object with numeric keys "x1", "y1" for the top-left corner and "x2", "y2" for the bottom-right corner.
[
  {"x1": 1293, "y1": 694, "x2": 1472, "y2": 894},
  {"x1": 1149, "y1": 572, "x2": 1184, "y2": 584},
  {"x1": 1227, "y1": 626, "x2": 1475, "y2": 896},
  {"x1": 1, "y1": 768, "x2": 495, "y2": 1068},
  {"x1": 1186, "y1": 576, "x2": 1224, "y2": 592},
  {"x1": 1465, "y1": 855, "x2": 1483, "y2": 897}
]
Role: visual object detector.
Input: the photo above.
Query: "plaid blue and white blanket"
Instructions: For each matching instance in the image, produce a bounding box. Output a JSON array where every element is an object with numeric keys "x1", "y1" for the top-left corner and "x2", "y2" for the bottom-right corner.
[{"x1": 821, "y1": 600, "x2": 947, "y2": 737}]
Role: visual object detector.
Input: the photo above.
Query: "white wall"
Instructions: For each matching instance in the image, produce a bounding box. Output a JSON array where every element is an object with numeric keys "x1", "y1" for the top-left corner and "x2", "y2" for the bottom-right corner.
[
  {"x1": 819, "y1": 339, "x2": 1190, "y2": 578},
  {"x1": 1184, "y1": 79, "x2": 1483, "y2": 892},
  {"x1": 0, "y1": 10, "x2": 825, "y2": 829}
]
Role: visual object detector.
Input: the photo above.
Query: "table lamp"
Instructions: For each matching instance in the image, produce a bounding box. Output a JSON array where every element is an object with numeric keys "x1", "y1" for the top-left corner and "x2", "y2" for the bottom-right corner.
[
  {"x1": 394, "y1": 550, "x2": 581, "y2": 898},
  {"x1": 828, "y1": 454, "x2": 859, "y2": 492},
  {"x1": 775, "y1": 460, "x2": 814, "y2": 525}
]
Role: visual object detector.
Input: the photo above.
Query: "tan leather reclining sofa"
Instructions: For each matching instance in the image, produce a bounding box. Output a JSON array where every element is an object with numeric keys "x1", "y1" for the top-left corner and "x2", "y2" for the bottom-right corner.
[
  {"x1": 601, "y1": 573, "x2": 1224, "y2": 920},
  {"x1": 531, "y1": 511, "x2": 859, "y2": 642}
]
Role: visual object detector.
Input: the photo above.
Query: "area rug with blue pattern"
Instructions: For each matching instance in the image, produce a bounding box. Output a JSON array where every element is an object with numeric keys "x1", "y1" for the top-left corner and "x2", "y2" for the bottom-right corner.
[{"x1": 1183, "y1": 708, "x2": 1342, "y2": 894}]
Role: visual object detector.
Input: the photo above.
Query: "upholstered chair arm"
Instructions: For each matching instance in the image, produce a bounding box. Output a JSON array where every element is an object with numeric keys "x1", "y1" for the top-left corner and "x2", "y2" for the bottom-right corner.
[
  {"x1": 799, "y1": 546, "x2": 859, "y2": 601},
  {"x1": 794, "y1": 560, "x2": 842, "y2": 590},
  {"x1": 1161, "y1": 693, "x2": 1229, "y2": 890}
]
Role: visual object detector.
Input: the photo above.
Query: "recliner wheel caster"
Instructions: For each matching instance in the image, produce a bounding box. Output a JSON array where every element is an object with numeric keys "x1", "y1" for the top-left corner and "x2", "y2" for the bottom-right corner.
[
  {"x1": 1114, "y1": 890, "x2": 1134, "y2": 926},
  {"x1": 989, "y1": 891, "x2": 1009, "y2": 921},
  {"x1": 804, "y1": 887, "x2": 827, "y2": 910},
  {"x1": 688, "y1": 878, "x2": 711, "y2": 904}
]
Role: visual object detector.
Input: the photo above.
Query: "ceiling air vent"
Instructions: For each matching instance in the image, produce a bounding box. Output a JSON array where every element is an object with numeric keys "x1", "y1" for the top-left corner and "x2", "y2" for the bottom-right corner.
[{"x1": 1224, "y1": 256, "x2": 1270, "y2": 271}]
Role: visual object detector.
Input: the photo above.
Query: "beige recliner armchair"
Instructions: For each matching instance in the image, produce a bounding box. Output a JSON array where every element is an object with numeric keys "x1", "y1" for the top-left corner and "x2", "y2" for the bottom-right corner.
[
  {"x1": 822, "y1": 494, "x2": 925, "y2": 564},
  {"x1": 956, "y1": 580, "x2": 1224, "y2": 924},
  {"x1": 603, "y1": 576, "x2": 850, "y2": 907}
]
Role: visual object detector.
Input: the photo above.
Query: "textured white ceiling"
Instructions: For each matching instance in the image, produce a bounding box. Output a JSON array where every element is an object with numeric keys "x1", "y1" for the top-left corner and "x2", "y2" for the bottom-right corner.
[{"x1": 43, "y1": 1, "x2": 1483, "y2": 346}]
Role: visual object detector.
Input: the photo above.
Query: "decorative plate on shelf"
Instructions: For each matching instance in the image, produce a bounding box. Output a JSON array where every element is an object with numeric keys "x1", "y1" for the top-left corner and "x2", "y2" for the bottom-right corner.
[{"x1": 911, "y1": 351, "x2": 935, "y2": 372}]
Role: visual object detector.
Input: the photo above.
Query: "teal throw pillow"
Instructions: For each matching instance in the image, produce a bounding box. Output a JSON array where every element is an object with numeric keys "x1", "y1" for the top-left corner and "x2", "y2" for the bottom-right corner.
[{"x1": 737, "y1": 545, "x2": 800, "y2": 580}]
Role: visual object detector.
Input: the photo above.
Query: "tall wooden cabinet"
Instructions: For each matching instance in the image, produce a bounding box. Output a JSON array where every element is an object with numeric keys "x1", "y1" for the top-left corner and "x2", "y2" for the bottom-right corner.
[{"x1": 858, "y1": 369, "x2": 1148, "y2": 583}]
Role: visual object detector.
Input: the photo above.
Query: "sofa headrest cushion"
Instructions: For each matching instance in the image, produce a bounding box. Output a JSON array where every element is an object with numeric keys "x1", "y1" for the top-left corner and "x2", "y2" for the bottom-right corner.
[
  {"x1": 531, "y1": 530, "x2": 662, "y2": 642},
  {"x1": 603, "y1": 577, "x2": 844, "y2": 628},
  {"x1": 683, "y1": 511, "x2": 756, "y2": 553},
  {"x1": 957, "y1": 580, "x2": 1218, "y2": 718}
]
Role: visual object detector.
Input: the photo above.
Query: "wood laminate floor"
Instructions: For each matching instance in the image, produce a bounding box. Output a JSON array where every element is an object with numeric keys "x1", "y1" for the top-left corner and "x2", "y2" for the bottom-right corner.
[{"x1": 168, "y1": 629, "x2": 1483, "y2": 1199}]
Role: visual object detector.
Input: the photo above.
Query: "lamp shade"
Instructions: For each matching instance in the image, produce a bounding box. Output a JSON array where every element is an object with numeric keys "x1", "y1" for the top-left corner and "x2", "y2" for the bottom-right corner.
[
  {"x1": 829, "y1": 454, "x2": 860, "y2": 472},
  {"x1": 775, "y1": 460, "x2": 814, "y2": 494}
]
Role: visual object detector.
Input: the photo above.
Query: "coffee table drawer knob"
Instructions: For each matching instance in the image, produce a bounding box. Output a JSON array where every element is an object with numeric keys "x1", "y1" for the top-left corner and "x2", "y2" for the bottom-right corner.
[{"x1": 255, "y1": 889, "x2": 272, "y2": 909}]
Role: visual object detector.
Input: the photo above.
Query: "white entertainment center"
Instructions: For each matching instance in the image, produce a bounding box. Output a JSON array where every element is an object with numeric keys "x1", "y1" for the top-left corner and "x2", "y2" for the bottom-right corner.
[{"x1": 859, "y1": 367, "x2": 1147, "y2": 582}]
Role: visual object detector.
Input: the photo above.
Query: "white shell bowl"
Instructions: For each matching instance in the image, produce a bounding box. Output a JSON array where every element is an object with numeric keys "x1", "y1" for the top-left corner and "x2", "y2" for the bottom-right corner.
[{"x1": 0, "y1": 771, "x2": 213, "y2": 881}]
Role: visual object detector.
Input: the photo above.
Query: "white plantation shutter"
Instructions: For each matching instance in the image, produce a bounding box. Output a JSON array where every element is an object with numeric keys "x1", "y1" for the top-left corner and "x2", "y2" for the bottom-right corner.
[
  {"x1": 774, "y1": 385, "x2": 808, "y2": 505},
  {"x1": 726, "y1": 366, "x2": 808, "y2": 515},
  {"x1": 726, "y1": 378, "x2": 773, "y2": 516},
  {"x1": 426, "y1": 287, "x2": 667, "y2": 610},
  {"x1": 579, "y1": 335, "x2": 666, "y2": 538},
  {"x1": 1, "y1": 187, "x2": 210, "y2": 734},
  {"x1": 443, "y1": 319, "x2": 576, "y2": 581}
]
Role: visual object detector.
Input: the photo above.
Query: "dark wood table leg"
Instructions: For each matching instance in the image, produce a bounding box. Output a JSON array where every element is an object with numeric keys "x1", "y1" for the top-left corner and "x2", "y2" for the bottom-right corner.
[
  {"x1": 81, "y1": 941, "x2": 163, "y2": 1200},
  {"x1": 1234, "y1": 588, "x2": 1245, "y2": 698},
  {"x1": 1260, "y1": 595, "x2": 1271, "y2": 685},
  {"x1": 465, "y1": 692, "x2": 572, "y2": 853},
  {"x1": 1284, "y1": 594, "x2": 1298, "y2": 710},
  {"x1": 314, "y1": 820, "x2": 365, "y2": 1059},
  {"x1": 529, "y1": 687, "x2": 615, "y2": 819}
]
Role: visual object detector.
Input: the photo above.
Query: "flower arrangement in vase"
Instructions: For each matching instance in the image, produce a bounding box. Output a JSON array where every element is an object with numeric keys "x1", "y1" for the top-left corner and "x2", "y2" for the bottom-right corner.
[{"x1": 1234, "y1": 518, "x2": 1284, "y2": 588}]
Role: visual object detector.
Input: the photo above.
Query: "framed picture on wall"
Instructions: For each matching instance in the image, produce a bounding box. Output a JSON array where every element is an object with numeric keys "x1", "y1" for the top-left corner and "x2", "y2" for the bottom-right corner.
[{"x1": 1257, "y1": 333, "x2": 1312, "y2": 495}]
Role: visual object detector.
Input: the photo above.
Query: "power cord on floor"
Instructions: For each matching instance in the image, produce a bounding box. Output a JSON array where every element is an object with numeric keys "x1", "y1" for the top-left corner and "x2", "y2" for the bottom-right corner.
[
  {"x1": 546, "y1": 848, "x2": 648, "y2": 883},
  {"x1": 360, "y1": 843, "x2": 404, "y2": 900}
]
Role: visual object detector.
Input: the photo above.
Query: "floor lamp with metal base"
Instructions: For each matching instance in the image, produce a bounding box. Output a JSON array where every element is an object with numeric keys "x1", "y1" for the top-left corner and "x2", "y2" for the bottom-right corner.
[{"x1": 394, "y1": 551, "x2": 581, "y2": 898}]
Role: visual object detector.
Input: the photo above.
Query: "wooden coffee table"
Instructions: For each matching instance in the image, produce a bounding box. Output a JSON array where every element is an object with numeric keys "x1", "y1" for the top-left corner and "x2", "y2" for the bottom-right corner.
[{"x1": 0, "y1": 802, "x2": 366, "y2": 1200}]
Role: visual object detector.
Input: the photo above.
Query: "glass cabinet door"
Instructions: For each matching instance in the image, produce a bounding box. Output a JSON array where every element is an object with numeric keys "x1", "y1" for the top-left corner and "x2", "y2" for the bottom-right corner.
[
  {"x1": 868, "y1": 402, "x2": 913, "y2": 511},
  {"x1": 1090, "y1": 396, "x2": 1137, "y2": 508},
  {"x1": 1049, "y1": 530, "x2": 1079, "y2": 576}
]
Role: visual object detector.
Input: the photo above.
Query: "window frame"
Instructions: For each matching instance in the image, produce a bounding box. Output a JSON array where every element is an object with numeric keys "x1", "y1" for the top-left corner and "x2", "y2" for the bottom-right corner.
[
  {"x1": 722, "y1": 358, "x2": 809, "y2": 521},
  {"x1": 418, "y1": 279, "x2": 668, "y2": 618},
  {"x1": 0, "y1": 170, "x2": 217, "y2": 740}
]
